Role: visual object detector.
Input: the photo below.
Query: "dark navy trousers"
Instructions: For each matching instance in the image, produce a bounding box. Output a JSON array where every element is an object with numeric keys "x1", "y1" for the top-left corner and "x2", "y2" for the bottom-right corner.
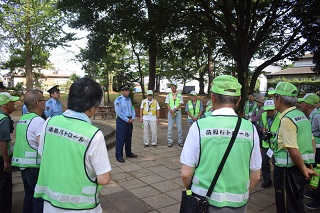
[
  {"x1": 115, "y1": 118, "x2": 133, "y2": 160},
  {"x1": 21, "y1": 168, "x2": 43, "y2": 213}
]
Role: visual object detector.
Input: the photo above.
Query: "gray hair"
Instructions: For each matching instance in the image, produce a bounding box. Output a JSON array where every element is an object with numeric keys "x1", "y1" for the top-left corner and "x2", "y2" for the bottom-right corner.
[
  {"x1": 279, "y1": 95, "x2": 297, "y2": 107},
  {"x1": 213, "y1": 93, "x2": 240, "y2": 106}
]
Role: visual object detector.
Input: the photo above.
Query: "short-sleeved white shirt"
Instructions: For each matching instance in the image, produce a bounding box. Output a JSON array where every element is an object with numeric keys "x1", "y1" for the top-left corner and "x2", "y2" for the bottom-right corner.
[
  {"x1": 27, "y1": 116, "x2": 46, "y2": 150},
  {"x1": 38, "y1": 116, "x2": 112, "y2": 213},
  {"x1": 180, "y1": 107, "x2": 262, "y2": 171},
  {"x1": 140, "y1": 98, "x2": 160, "y2": 121}
]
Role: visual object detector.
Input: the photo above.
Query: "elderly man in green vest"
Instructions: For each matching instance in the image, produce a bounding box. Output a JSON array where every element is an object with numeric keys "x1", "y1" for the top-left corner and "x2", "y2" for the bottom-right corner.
[
  {"x1": 260, "y1": 100, "x2": 280, "y2": 188},
  {"x1": 185, "y1": 90, "x2": 203, "y2": 128},
  {"x1": 298, "y1": 93, "x2": 320, "y2": 209},
  {"x1": 12, "y1": 90, "x2": 45, "y2": 213},
  {"x1": 181, "y1": 75, "x2": 261, "y2": 212},
  {"x1": 271, "y1": 82, "x2": 317, "y2": 212},
  {"x1": 165, "y1": 81, "x2": 184, "y2": 147},
  {"x1": 0, "y1": 92, "x2": 19, "y2": 213},
  {"x1": 243, "y1": 92, "x2": 257, "y2": 120},
  {"x1": 34, "y1": 78, "x2": 112, "y2": 212}
]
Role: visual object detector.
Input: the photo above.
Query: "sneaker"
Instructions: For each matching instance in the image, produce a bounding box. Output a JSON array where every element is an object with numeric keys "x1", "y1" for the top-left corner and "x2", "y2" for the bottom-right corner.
[
  {"x1": 152, "y1": 145, "x2": 157, "y2": 148},
  {"x1": 179, "y1": 143, "x2": 184, "y2": 147},
  {"x1": 305, "y1": 200, "x2": 320, "y2": 209},
  {"x1": 305, "y1": 190, "x2": 316, "y2": 199},
  {"x1": 168, "y1": 144, "x2": 172, "y2": 147}
]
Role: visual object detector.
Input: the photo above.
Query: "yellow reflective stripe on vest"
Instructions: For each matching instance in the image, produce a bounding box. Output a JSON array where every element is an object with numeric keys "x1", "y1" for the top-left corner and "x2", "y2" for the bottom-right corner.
[
  {"x1": 46, "y1": 125, "x2": 91, "y2": 146},
  {"x1": 275, "y1": 153, "x2": 315, "y2": 165},
  {"x1": 12, "y1": 157, "x2": 41, "y2": 165},
  {"x1": 35, "y1": 186, "x2": 97, "y2": 204},
  {"x1": 191, "y1": 185, "x2": 249, "y2": 203}
]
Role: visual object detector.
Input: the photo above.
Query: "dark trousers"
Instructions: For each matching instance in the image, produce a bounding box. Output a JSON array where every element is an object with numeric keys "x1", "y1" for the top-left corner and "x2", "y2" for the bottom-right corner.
[
  {"x1": 115, "y1": 118, "x2": 133, "y2": 160},
  {"x1": 313, "y1": 148, "x2": 320, "y2": 202},
  {"x1": 21, "y1": 168, "x2": 43, "y2": 213},
  {"x1": 274, "y1": 165, "x2": 306, "y2": 213},
  {"x1": 261, "y1": 147, "x2": 272, "y2": 184},
  {"x1": 0, "y1": 157, "x2": 12, "y2": 213}
]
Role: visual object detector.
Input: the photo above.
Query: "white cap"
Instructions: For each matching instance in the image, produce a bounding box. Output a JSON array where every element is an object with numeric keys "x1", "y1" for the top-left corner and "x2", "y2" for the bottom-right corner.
[
  {"x1": 263, "y1": 100, "x2": 275, "y2": 110},
  {"x1": 170, "y1": 81, "x2": 177, "y2": 87},
  {"x1": 146, "y1": 90, "x2": 153, "y2": 95},
  {"x1": 190, "y1": 91, "x2": 197, "y2": 96}
]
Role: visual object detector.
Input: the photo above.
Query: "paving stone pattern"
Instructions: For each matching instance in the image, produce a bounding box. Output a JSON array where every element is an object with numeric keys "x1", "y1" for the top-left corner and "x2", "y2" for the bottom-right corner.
[{"x1": 11, "y1": 116, "x2": 318, "y2": 212}]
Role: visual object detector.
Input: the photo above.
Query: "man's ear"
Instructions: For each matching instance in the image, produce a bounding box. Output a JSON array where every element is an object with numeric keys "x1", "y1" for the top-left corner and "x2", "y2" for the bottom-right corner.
[{"x1": 234, "y1": 96, "x2": 241, "y2": 110}]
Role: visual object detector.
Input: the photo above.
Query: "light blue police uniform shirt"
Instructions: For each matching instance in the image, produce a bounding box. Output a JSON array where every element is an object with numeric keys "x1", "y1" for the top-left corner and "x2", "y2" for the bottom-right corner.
[
  {"x1": 114, "y1": 95, "x2": 135, "y2": 123},
  {"x1": 22, "y1": 105, "x2": 28, "y2": 115},
  {"x1": 44, "y1": 98, "x2": 63, "y2": 117}
]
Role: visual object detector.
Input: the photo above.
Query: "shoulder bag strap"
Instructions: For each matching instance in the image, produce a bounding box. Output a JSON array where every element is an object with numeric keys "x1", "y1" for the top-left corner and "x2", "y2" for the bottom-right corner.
[{"x1": 205, "y1": 117, "x2": 242, "y2": 198}]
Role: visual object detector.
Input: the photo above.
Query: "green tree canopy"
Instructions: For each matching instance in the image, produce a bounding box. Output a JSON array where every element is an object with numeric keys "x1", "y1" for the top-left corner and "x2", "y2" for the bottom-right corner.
[{"x1": 0, "y1": 0, "x2": 75, "y2": 90}]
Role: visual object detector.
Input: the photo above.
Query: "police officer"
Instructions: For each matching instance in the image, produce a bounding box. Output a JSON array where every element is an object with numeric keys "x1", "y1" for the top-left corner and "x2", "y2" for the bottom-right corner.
[
  {"x1": 44, "y1": 85, "x2": 62, "y2": 117},
  {"x1": 181, "y1": 75, "x2": 261, "y2": 212},
  {"x1": 0, "y1": 92, "x2": 19, "y2": 213},
  {"x1": 114, "y1": 84, "x2": 137, "y2": 163},
  {"x1": 271, "y1": 82, "x2": 316, "y2": 212},
  {"x1": 185, "y1": 90, "x2": 203, "y2": 128},
  {"x1": 12, "y1": 90, "x2": 45, "y2": 213},
  {"x1": 260, "y1": 100, "x2": 280, "y2": 188}
]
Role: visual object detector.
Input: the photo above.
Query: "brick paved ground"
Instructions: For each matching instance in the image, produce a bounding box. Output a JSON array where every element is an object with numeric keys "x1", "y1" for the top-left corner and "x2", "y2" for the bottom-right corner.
[{"x1": 11, "y1": 115, "x2": 318, "y2": 212}]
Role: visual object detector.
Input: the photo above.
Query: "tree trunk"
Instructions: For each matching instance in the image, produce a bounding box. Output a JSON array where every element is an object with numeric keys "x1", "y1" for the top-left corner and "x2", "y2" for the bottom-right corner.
[
  {"x1": 236, "y1": 61, "x2": 250, "y2": 116},
  {"x1": 25, "y1": 3, "x2": 33, "y2": 91},
  {"x1": 146, "y1": 0, "x2": 156, "y2": 91},
  {"x1": 207, "y1": 46, "x2": 213, "y2": 95},
  {"x1": 198, "y1": 71, "x2": 205, "y2": 95},
  {"x1": 106, "y1": 70, "x2": 110, "y2": 103},
  {"x1": 148, "y1": 43, "x2": 156, "y2": 91},
  {"x1": 155, "y1": 73, "x2": 160, "y2": 92},
  {"x1": 25, "y1": 49, "x2": 33, "y2": 91}
]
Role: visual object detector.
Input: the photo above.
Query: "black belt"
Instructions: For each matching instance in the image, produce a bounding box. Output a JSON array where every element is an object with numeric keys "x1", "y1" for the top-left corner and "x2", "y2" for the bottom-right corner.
[{"x1": 127, "y1": 116, "x2": 132, "y2": 118}]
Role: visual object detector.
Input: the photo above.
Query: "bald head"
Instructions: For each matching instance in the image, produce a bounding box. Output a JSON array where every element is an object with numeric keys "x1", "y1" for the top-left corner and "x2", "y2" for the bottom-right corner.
[{"x1": 24, "y1": 90, "x2": 43, "y2": 112}]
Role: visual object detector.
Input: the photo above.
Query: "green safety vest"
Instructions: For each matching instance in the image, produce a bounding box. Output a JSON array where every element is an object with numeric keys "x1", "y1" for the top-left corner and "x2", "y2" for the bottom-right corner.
[
  {"x1": 206, "y1": 100, "x2": 212, "y2": 112},
  {"x1": 254, "y1": 107, "x2": 263, "y2": 127},
  {"x1": 0, "y1": 114, "x2": 12, "y2": 157},
  {"x1": 168, "y1": 93, "x2": 182, "y2": 109},
  {"x1": 261, "y1": 112, "x2": 281, "y2": 148},
  {"x1": 274, "y1": 109, "x2": 314, "y2": 167},
  {"x1": 244, "y1": 101, "x2": 258, "y2": 120},
  {"x1": 310, "y1": 108, "x2": 320, "y2": 148},
  {"x1": 191, "y1": 116, "x2": 254, "y2": 208},
  {"x1": 12, "y1": 113, "x2": 41, "y2": 168},
  {"x1": 187, "y1": 100, "x2": 201, "y2": 119},
  {"x1": 203, "y1": 111, "x2": 213, "y2": 118},
  {"x1": 34, "y1": 115, "x2": 100, "y2": 210},
  {"x1": 205, "y1": 105, "x2": 212, "y2": 112}
]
